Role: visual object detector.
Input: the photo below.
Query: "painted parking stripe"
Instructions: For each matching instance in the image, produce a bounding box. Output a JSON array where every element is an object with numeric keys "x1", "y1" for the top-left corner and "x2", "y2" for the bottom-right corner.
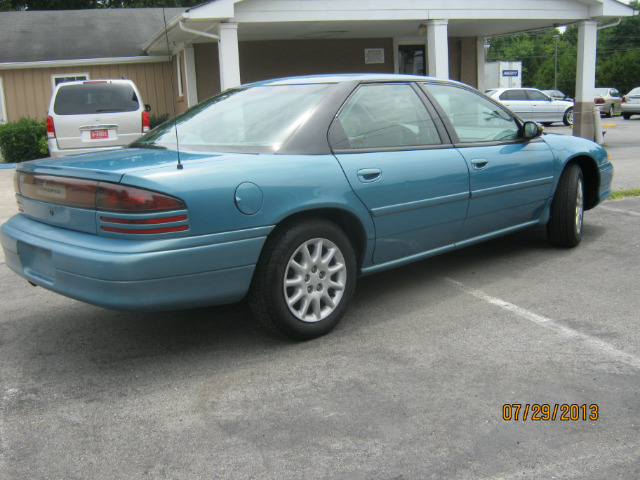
[
  {"x1": 444, "y1": 277, "x2": 640, "y2": 370},
  {"x1": 600, "y1": 205, "x2": 640, "y2": 217}
]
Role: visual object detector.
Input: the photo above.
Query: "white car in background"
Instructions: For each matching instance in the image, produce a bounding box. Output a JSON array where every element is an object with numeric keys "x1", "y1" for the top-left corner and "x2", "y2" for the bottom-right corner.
[
  {"x1": 46, "y1": 79, "x2": 150, "y2": 157},
  {"x1": 621, "y1": 87, "x2": 640, "y2": 120},
  {"x1": 486, "y1": 87, "x2": 574, "y2": 126}
]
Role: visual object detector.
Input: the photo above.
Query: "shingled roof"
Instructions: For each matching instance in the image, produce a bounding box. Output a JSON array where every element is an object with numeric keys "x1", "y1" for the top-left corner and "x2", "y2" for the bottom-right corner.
[{"x1": 0, "y1": 8, "x2": 185, "y2": 63}]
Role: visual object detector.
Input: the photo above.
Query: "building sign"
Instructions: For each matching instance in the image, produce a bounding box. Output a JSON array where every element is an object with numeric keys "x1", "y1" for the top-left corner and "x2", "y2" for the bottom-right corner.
[
  {"x1": 365, "y1": 48, "x2": 385, "y2": 64},
  {"x1": 502, "y1": 70, "x2": 519, "y2": 77}
]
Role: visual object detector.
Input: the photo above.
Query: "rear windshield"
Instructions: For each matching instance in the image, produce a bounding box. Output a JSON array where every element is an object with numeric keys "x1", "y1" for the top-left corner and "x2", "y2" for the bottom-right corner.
[
  {"x1": 53, "y1": 83, "x2": 140, "y2": 115},
  {"x1": 133, "y1": 83, "x2": 333, "y2": 153}
]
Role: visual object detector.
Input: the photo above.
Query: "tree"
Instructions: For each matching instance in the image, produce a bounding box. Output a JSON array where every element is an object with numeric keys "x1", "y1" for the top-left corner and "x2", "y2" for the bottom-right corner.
[{"x1": 0, "y1": 0, "x2": 201, "y2": 9}]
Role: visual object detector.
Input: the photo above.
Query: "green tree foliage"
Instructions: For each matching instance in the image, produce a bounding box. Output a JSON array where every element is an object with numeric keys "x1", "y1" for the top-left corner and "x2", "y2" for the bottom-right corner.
[{"x1": 0, "y1": 0, "x2": 201, "y2": 9}]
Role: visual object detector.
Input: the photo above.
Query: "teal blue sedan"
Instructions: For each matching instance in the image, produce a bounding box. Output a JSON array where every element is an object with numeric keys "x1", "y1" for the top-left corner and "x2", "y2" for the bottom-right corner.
[{"x1": 1, "y1": 74, "x2": 613, "y2": 340}]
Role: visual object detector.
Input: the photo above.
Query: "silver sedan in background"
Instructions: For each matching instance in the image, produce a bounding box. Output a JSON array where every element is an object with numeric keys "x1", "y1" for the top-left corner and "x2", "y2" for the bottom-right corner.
[
  {"x1": 594, "y1": 87, "x2": 622, "y2": 118},
  {"x1": 486, "y1": 87, "x2": 574, "y2": 126},
  {"x1": 621, "y1": 87, "x2": 640, "y2": 120}
]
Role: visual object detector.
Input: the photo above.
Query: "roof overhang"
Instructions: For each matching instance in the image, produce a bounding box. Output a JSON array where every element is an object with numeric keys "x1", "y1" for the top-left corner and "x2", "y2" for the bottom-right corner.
[{"x1": 144, "y1": 0, "x2": 636, "y2": 54}]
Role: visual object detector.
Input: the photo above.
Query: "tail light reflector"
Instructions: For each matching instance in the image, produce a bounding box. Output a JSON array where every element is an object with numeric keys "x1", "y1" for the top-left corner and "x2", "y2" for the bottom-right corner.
[
  {"x1": 46, "y1": 116, "x2": 56, "y2": 139},
  {"x1": 142, "y1": 110, "x2": 150, "y2": 133},
  {"x1": 622, "y1": 97, "x2": 627, "y2": 104},
  {"x1": 96, "y1": 184, "x2": 184, "y2": 212},
  {"x1": 594, "y1": 98, "x2": 605, "y2": 104}
]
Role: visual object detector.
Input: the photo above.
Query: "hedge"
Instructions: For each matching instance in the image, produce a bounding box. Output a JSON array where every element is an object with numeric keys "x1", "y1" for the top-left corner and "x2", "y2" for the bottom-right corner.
[{"x1": 0, "y1": 118, "x2": 49, "y2": 164}]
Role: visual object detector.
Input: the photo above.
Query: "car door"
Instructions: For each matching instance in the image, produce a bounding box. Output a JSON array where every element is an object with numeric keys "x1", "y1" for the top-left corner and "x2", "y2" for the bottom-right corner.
[
  {"x1": 422, "y1": 83, "x2": 555, "y2": 243},
  {"x1": 329, "y1": 83, "x2": 470, "y2": 265},
  {"x1": 526, "y1": 89, "x2": 561, "y2": 123}
]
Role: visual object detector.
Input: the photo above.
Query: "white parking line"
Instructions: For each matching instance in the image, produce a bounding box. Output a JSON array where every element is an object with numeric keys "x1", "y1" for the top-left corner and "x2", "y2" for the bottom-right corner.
[
  {"x1": 600, "y1": 205, "x2": 640, "y2": 217},
  {"x1": 444, "y1": 277, "x2": 640, "y2": 370}
]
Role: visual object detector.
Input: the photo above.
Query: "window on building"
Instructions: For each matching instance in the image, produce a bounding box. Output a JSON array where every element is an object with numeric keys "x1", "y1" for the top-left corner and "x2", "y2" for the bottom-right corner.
[{"x1": 51, "y1": 73, "x2": 89, "y2": 91}]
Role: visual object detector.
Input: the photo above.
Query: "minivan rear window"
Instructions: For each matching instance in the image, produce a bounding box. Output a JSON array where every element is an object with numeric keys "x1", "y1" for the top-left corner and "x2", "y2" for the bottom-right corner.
[{"x1": 53, "y1": 83, "x2": 140, "y2": 115}]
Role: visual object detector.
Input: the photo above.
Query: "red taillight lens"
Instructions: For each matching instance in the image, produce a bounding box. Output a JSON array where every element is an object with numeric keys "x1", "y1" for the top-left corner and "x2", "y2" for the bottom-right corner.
[
  {"x1": 96, "y1": 184, "x2": 184, "y2": 212},
  {"x1": 622, "y1": 97, "x2": 627, "y2": 104},
  {"x1": 46, "y1": 116, "x2": 56, "y2": 139},
  {"x1": 142, "y1": 110, "x2": 150, "y2": 133},
  {"x1": 594, "y1": 98, "x2": 605, "y2": 104},
  {"x1": 16, "y1": 172, "x2": 185, "y2": 213}
]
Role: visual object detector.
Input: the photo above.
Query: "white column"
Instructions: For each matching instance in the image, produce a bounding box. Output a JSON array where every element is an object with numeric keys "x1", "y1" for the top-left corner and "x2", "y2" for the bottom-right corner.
[
  {"x1": 476, "y1": 37, "x2": 488, "y2": 92},
  {"x1": 574, "y1": 20, "x2": 598, "y2": 140},
  {"x1": 426, "y1": 19, "x2": 449, "y2": 79},
  {"x1": 183, "y1": 46, "x2": 198, "y2": 107},
  {"x1": 217, "y1": 22, "x2": 241, "y2": 91}
]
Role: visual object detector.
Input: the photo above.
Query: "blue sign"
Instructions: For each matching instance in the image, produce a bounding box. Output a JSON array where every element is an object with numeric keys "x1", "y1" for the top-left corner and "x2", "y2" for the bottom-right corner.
[{"x1": 502, "y1": 70, "x2": 519, "y2": 77}]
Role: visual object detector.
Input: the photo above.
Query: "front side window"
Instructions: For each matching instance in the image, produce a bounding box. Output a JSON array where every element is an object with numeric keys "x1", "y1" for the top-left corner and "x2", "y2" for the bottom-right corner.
[
  {"x1": 425, "y1": 83, "x2": 520, "y2": 143},
  {"x1": 334, "y1": 83, "x2": 441, "y2": 149}
]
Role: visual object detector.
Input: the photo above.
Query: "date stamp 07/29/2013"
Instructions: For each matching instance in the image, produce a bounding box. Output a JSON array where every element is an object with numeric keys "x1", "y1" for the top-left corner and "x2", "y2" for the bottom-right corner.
[{"x1": 502, "y1": 404, "x2": 599, "y2": 421}]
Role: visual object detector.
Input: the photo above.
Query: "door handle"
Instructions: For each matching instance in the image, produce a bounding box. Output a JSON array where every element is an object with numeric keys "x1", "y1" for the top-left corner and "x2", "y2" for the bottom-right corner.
[
  {"x1": 470, "y1": 159, "x2": 489, "y2": 169},
  {"x1": 357, "y1": 168, "x2": 382, "y2": 183}
]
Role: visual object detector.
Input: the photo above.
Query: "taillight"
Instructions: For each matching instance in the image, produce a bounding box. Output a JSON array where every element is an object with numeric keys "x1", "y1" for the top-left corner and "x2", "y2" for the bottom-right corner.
[
  {"x1": 46, "y1": 116, "x2": 56, "y2": 139},
  {"x1": 622, "y1": 97, "x2": 627, "y2": 104},
  {"x1": 594, "y1": 98, "x2": 605, "y2": 104},
  {"x1": 16, "y1": 172, "x2": 185, "y2": 213},
  {"x1": 96, "y1": 184, "x2": 184, "y2": 212},
  {"x1": 142, "y1": 110, "x2": 150, "y2": 133}
]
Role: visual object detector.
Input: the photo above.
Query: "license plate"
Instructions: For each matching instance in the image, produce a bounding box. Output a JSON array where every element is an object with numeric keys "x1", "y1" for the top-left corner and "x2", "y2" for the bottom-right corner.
[{"x1": 90, "y1": 129, "x2": 109, "y2": 139}]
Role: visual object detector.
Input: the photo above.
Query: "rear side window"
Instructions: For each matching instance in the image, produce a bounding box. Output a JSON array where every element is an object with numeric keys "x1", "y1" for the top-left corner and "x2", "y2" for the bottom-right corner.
[
  {"x1": 334, "y1": 83, "x2": 442, "y2": 149},
  {"x1": 500, "y1": 90, "x2": 528, "y2": 101},
  {"x1": 53, "y1": 83, "x2": 140, "y2": 115}
]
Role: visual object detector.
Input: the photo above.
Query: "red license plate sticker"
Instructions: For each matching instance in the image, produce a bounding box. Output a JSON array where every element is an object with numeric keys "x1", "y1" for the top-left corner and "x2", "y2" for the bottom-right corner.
[{"x1": 90, "y1": 129, "x2": 109, "y2": 139}]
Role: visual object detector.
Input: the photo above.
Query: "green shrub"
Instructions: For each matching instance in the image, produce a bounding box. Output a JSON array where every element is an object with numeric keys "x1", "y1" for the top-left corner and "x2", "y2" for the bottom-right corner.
[
  {"x1": 150, "y1": 113, "x2": 170, "y2": 130},
  {"x1": 0, "y1": 118, "x2": 49, "y2": 163}
]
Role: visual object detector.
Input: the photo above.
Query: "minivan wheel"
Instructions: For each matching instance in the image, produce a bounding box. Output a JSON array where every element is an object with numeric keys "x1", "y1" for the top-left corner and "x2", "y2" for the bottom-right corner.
[
  {"x1": 547, "y1": 164, "x2": 584, "y2": 248},
  {"x1": 248, "y1": 218, "x2": 356, "y2": 340}
]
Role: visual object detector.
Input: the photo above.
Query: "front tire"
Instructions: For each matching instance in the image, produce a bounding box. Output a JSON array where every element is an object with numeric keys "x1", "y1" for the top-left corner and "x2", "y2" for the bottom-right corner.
[
  {"x1": 563, "y1": 107, "x2": 574, "y2": 126},
  {"x1": 248, "y1": 218, "x2": 357, "y2": 340},
  {"x1": 547, "y1": 164, "x2": 584, "y2": 248}
]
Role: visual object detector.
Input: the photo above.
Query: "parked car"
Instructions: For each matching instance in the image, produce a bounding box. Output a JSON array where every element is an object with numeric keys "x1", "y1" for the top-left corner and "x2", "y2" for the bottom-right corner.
[
  {"x1": 621, "y1": 87, "x2": 640, "y2": 119},
  {"x1": 486, "y1": 87, "x2": 574, "y2": 126},
  {"x1": 1, "y1": 74, "x2": 613, "y2": 340},
  {"x1": 46, "y1": 79, "x2": 150, "y2": 157},
  {"x1": 542, "y1": 89, "x2": 573, "y2": 102},
  {"x1": 593, "y1": 87, "x2": 622, "y2": 118}
]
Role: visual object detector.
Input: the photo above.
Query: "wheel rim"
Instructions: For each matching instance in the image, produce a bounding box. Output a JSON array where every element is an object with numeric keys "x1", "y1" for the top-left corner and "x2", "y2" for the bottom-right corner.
[
  {"x1": 283, "y1": 238, "x2": 347, "y2": 323},
  {"x1": 567, "y1": 109, "x2": 574, "y2": 124},
  {"x1": 575, "y1": 178, "x2": 584, "y2": 235},
  {"x1": 609, "y1": 105, "x2": 614, "y2": 117}
]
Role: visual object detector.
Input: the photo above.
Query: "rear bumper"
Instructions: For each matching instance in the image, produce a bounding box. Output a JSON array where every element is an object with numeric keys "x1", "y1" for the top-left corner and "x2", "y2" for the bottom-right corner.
[
  {"x1": 621, "y1": 104, "x2": 640, "y2": 115},
  {"x1": 1, "y1": 215, "x2": 271, "y2": 311}
]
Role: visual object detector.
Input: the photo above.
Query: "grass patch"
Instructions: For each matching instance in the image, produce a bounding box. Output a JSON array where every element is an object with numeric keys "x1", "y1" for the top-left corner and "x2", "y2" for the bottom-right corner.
[{"x1": 610, "y1": 188, "x2": 640, "y2": 200}]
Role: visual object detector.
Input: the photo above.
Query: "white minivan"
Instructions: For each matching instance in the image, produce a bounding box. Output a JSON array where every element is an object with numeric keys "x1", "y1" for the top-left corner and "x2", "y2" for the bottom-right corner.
[{"x1": 46, "y1": 79, "x2": 150, "y2": 157}]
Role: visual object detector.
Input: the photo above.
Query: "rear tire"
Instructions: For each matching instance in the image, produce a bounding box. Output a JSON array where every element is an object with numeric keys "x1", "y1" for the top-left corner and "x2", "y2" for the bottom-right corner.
[
  {"x1": 563, "y1": 107, "x2": 574, "y2": 126},
  {"x1": 248, "y1": 218, "x2": 357, "y2": 340},
  {"x1": 606, "y1": 104, "x2": 614, "y2": 118},
  {"x1": 547, "y1": 164, "x2": 584, "y2": 248}
]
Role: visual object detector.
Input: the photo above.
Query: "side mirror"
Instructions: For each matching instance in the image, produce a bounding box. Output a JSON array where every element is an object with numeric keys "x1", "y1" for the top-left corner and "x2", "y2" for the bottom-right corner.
[
  {"x1": 145, "y1": 104, "x2": 151, "y2": 112},
  {"x1": 522, "y1": 121, "x2": 542, "y2": 139}
]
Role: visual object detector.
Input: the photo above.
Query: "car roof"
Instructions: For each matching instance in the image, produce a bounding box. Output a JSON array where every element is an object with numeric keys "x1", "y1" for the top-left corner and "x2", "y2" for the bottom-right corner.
[
  {"x1": 241, "y1": 73, "x2": 467, "y2": 87},
  {"x1": 54, "y1": 79, "x2": 138, "y2": 89}
]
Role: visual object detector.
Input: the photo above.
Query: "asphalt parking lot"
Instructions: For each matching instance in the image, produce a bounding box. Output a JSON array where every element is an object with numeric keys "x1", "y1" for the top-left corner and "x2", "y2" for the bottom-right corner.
[{"x1": 1, "y1": 122, "x2": 639, "y2": 479}]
